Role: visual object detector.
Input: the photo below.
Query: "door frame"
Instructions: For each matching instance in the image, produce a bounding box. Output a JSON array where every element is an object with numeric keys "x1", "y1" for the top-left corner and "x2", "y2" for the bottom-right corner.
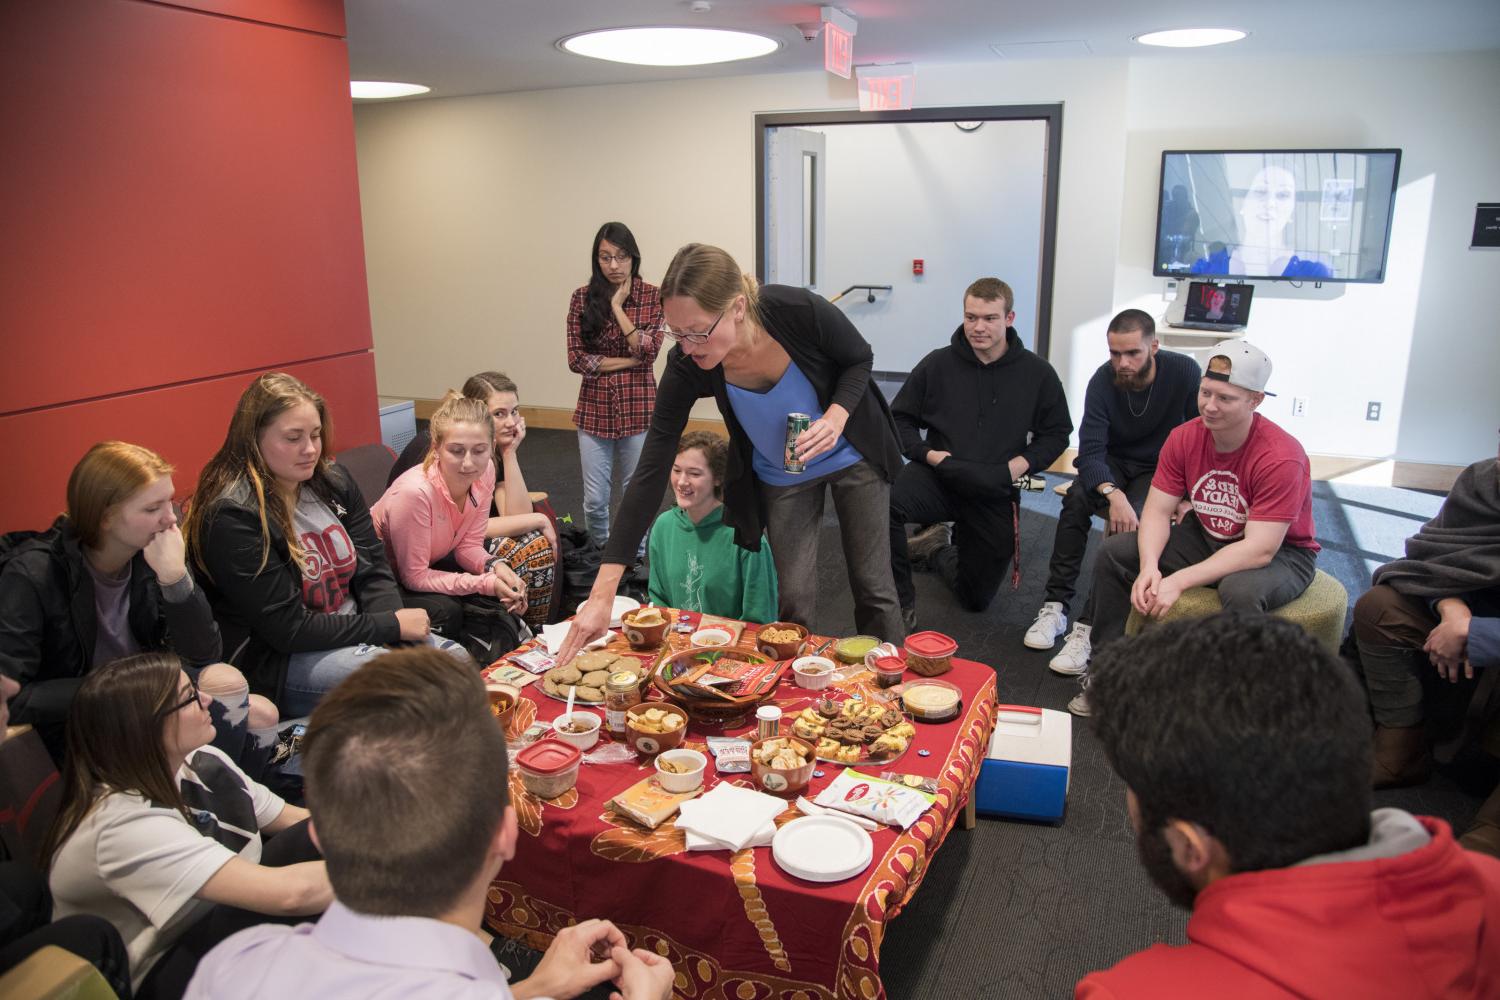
[{"x1": 754, "y1": 104, "x2": 1064, "y2": 360}]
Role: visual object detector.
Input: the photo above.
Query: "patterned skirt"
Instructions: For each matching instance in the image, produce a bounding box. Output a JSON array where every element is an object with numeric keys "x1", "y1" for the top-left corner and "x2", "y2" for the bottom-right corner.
[{"x1": 487, "y1": 529, "x2": 556, "y2": 630}]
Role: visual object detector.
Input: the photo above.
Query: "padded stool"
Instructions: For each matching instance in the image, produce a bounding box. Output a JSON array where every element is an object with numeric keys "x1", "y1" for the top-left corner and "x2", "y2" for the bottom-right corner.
[{"x1": 1125, "y1": 569, "x2": 1348, "y2": 652}]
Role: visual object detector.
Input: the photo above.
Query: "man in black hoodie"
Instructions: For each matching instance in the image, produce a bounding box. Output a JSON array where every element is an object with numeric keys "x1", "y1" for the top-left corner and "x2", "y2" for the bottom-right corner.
[{"x1": 889, "y1": 278, "x2": 1072, "y2": 627}]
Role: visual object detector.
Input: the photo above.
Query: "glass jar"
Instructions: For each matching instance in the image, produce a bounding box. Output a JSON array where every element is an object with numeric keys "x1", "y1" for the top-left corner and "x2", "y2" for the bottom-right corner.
[{"x1": 604, "y1": 670, "x2": 643, "y2": 737}]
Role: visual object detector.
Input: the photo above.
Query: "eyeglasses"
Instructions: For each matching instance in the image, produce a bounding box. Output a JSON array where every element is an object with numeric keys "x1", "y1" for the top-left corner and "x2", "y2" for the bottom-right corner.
[
  {"x1": 160, "y1": 678, "x2": 202, "y2": 717},
  {"x1": 664, "y1": 310, "x2": 724, "y2": 346},
  {"x1": 597, "y1": 253, "x2": 632, "y2": 266}
]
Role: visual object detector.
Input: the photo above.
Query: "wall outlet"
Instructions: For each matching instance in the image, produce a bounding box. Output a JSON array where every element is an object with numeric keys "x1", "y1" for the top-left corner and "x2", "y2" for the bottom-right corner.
[
  {"x1": 1366, "y1": 401, "x2": 1382, "y2": 421},
  {"x1": 1291, "y1": 397, "x2": 1307, "y2": 417},
  {"x1": 1163, "y1": 279, "x2": 1178, "y2": 301}
]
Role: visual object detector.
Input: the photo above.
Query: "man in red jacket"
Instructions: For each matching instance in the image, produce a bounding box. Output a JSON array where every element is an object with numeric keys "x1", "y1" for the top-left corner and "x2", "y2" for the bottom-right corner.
[{"x1": 1078, "y1": 612, "x2": 1500, "y2": 999}]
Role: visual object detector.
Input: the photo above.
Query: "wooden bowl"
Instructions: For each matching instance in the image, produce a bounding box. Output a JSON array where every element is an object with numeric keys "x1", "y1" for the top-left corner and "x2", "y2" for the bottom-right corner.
[
  {"x1": 749, "y1": 735, "x2": 816, "y2": 796},
  {"x1": 651, "y1": 647, "x2": 790, "y2": 723},
  {"x1": 755, "y1": 621, "x2": 809, "y2": 660},
  {"x1": 623, "y1": 703, "x2": 688, "y2": 755}
]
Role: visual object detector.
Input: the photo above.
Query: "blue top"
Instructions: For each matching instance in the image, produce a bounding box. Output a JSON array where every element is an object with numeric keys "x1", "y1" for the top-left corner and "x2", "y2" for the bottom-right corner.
[
  {"x1": 725, "y1": 360, "x2": 862, "y2": 486},
  {"x1": 1190, "y1": 246, "x2": 1332, "y2": 279}
]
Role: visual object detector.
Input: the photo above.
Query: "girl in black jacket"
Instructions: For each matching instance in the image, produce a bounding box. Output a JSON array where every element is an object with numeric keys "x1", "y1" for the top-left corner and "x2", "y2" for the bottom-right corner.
[{"x1": 183, "y1": 373, "x2": 441, "y2": 715}]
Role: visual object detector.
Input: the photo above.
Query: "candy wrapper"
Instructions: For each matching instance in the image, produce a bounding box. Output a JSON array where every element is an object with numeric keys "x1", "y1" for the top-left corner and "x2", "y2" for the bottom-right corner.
[
  {"x1": 879, "y1": 771, "x2": 939, "y2": 795},
  {"x1": 705, "y1": 736, "x2": 751, "y2": 773},
  {"x1": 814, "y1": 768, "x2": 936, "y2": 829},
  {"x1": 509, "y1": 648, "x2": 557, "y2": 674}
]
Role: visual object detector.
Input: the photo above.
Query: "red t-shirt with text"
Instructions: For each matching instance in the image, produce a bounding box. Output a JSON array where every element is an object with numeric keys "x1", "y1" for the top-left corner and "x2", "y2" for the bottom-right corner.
[{"x1": 1152, "y1": 413, "x2": 1319, "y2": 551}]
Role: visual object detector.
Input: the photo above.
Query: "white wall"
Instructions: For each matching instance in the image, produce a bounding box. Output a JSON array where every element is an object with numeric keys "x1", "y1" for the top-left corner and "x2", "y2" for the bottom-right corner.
[
  {"x1": 353, "y1": 48, "x2": 1499, "y2": 467},
  {"x1": 799, "y1": 119, "x2": 1047, "y2": 371}
]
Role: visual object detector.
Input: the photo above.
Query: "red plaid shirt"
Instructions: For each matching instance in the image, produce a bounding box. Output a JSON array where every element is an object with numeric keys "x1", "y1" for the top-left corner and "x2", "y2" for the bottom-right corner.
[{"x1": 566, "y1": 277, "x2": 664, "y2": 438}]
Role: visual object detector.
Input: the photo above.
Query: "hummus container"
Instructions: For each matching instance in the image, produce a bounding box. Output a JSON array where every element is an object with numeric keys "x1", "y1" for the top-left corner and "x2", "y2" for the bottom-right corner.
[{"x1": 901, "y1": 679, "x2": 963, "y2": 722}]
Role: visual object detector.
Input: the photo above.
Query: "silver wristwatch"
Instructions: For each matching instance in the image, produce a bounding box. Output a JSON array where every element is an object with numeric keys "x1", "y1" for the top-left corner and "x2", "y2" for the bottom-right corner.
[{"x1": 1098, "y1": 483, "x2": 1118, "y2": 497}]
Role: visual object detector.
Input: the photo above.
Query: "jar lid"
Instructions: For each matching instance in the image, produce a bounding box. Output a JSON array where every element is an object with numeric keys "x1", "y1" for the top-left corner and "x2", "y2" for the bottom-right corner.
[
  {"x1": 516, "y1": 738, "x2": 581, "y2": 775},
  {"x1": 904, "y1": 630, "x2": 958, "y2": 658},
  {"x1": 873, "y1": 655, "x2": 906, "y2": 674},
  {"x1": 756, "y1": 705, "x2": 783, "y2": 721},
  {"x1": 607, "y1": 670, "x2": 640, "y2": 688}
]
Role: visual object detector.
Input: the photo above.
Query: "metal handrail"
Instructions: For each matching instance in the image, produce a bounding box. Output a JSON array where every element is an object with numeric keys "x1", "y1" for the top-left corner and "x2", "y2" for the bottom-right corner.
[{"x1": 828, "y1": 284, "x2": 892, "y2": 304}]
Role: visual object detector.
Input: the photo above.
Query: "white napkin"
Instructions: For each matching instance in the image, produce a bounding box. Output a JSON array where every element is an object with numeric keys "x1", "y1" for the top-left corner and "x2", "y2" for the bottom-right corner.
[
  {"x1": 684, "y1": 821, "x2": 777, "y2": 852},
  {"x1": 675, "y1": 783, "x2": 788, "y2": 852},
  {"x1": 540, "y1": 622, "x2": 609, "y2": 657}
]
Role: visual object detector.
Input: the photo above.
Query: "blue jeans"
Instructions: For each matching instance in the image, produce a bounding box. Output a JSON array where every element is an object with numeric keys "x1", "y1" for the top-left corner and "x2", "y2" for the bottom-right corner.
[
  {"x1": 282, "y1": 634, "x2": 467, "y2": 717},
  {"x1": 577, "y1": 431, "x2": 646, "y2": 551}
]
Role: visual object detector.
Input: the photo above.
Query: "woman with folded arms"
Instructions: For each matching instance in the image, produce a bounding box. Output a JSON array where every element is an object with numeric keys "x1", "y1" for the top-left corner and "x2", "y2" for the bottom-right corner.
[
  {"x1": 386, "y1": 371, "x2": 557, "y2": 629},
  {"x1": 184, "y1": 373, "x2": 446, "y2": 717},
  {"x1": 560, "y1": 243, "x2": 905, "y2": 663},
  {"x1": 0, "y1": 441, "x2": 271, "y2": 765},
  {"x1": 371, "y1": 391, "x2": 528, "y2": 645},
  {"x1": 43, "y1": 652, "x2": 329, "y2": 999}
]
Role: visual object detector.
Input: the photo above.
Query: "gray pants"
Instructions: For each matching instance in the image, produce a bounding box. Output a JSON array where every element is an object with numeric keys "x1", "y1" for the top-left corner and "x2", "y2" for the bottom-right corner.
[
  {"x1": 1090, "y1": 516, "x2": 1318, "y2": 651},
  {"x1": 762, "y1": 460, "x2": 905, "y2": 642}
]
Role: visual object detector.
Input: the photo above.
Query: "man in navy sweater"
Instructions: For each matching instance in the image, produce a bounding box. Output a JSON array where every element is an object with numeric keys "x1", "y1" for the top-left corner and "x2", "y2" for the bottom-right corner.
[
  {"x1": 890, "y1": 278, "x2": 1072, "y2": 629},
  {"x1": 1025, "y1": 310, "x2": 1199, "y2": 673}
]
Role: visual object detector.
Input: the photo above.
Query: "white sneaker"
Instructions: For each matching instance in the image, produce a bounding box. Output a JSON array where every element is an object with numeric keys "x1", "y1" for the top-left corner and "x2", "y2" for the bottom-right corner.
[
  {"x1": 1023, "y1": 602, "x2": 1068, "y2": 650},
  {"x1": 1048, "y1": 623, "x2": 1092, "y2": 676},
  {"x1": 1067, "y1": 680, "x2": 1092, "y2": 718}
]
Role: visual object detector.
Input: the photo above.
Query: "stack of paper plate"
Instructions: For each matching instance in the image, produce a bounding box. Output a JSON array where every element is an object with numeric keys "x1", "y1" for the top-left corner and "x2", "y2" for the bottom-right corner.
[
  {"x1": 771, "y1": 815, "x2": 874, "y2": 883},
  {"x1": 576, "y1": 596, "x2": 642, "y2": 629}
]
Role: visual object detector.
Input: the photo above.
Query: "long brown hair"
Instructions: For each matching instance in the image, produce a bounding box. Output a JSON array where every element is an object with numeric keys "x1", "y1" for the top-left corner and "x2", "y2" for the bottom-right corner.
[
  {"x1": 460, "y1": 371, "x2": 519, "y2": 466},
  {"x1": 422, "y1": 391, "x2": 494, "y2": 471},
  {"x1": 184, "y1": 372, "x2": 337, "y2": 577},
  {"x1": 41, "y1": 653, "x2": 190, "y2": 870},
  {"x1": 66, "y1": 442, "x2": 174, "y2": 550}
]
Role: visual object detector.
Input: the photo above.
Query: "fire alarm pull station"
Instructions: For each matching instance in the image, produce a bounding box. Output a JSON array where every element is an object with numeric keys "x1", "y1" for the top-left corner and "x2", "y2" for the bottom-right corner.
[{"x1": 912, "y1": 259, "x2": 924, "y2": 275}]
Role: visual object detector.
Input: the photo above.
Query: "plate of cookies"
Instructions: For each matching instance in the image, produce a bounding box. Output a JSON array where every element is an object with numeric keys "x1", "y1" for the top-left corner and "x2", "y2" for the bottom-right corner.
[
  {"x1": 789, "y1": 696, "x2": 917, "y2": 765},
  {"x1": 540, "y1": 650, "x2": 643, "y2": 704}
]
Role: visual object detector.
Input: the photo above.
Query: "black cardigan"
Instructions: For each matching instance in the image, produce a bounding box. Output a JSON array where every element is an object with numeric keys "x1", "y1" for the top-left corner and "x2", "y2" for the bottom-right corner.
[
  {"x1": 195, "y1": 463, "x2": 403, "y2": 700},
  {"x1": 604, "y1": 285, "x2": 903, "y2": 564}
]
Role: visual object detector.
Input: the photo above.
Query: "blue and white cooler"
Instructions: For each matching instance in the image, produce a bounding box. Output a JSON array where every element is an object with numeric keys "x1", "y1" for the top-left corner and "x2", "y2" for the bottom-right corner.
[{"x1": 974, "y1": 705, "x2": 1072, "y2": 822}]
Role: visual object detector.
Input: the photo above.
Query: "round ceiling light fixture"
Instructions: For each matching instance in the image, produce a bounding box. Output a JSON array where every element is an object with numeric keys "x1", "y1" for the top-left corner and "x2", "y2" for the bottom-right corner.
[
  {"x1": 350, "y1": 81, "x2": 432, "y2": 100},
  {"x1": 1133, "y1": 28, "x2": 1247, "y2": 48},
  {"x1": 560, "y1": 27, "x2": 780, "y2": 66}
]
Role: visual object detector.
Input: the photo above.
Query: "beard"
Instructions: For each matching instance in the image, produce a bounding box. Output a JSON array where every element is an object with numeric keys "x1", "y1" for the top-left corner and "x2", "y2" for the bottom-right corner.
[
  {"x1": 1113, "y1": 353, "x2": 1155, "y2": 392},
  {"x1": 1136, "y1": 823, "x2": 1200, "y2": 911}
]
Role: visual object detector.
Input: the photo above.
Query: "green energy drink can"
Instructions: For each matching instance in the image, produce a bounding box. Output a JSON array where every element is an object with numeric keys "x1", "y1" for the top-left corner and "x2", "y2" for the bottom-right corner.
[{"x1": 784, "y1": 413, "x2": 810, "y2": 474}]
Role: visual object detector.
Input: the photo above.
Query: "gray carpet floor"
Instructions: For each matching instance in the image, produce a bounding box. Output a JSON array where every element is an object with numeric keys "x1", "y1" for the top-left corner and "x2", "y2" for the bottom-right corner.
[{"x1": 496, "y1": 427, "x2": 1486, "y2": 999}]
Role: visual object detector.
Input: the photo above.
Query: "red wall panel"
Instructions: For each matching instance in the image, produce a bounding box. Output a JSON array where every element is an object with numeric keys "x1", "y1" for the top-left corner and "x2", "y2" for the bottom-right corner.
[
  {"x1": 0, "y1": 0, "x2": 372, "y2": 413},
  {"x1": 156, "y1": 0, "x2": 346, "y2": 36},
  {"x1": 0, "y1": 353, "x2": 380, "y2": 532}
]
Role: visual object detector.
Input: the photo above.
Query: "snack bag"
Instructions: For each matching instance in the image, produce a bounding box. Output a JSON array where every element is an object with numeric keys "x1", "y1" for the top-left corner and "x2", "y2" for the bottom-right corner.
[
  {"x1": 814, "y1": 768, "x2": 936, "y2": 829},
  {"x1": 705, "y1": 736, "x2": 751, "y2": 773}
]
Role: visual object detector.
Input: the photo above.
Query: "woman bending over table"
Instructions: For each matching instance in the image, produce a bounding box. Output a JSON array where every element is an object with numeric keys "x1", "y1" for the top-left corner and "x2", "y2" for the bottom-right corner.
[
  {"x1": 386, "y1": 371, "x2": 557, "y2": 629},
  {"x1": 184, "y1": 373, "x2": 452, "y2": 717},
  {"x1": 0, "y1": 441, "x2": 272, "y2": 764},
  {"x1": 560, "y1": 243, "x2": 905, "y2": 663},
  {"x1": 648, "y1": 430, "x2": 778, "y2": 624},
  {"x1": 566, "y1": 221, "x2": 664, "y2": 551},
  {"x1": 42, "y1": 653, "x2": 329, "y2": 999}
]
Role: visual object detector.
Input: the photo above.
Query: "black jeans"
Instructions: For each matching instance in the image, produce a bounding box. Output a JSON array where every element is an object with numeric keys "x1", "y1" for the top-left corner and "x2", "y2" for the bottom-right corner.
[
  {"x1": 889, "y1": 461, "x2": 1015, "y2": 613},
  {"x1": 1042, "y1": 470, "x2": 1155, "y2": 621},
  {"x1": 0, "y1": 861, "x2": 132, "y2": 998}
]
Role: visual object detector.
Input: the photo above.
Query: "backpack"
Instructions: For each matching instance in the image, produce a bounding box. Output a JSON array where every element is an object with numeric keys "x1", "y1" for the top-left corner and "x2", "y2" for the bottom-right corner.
[{"x1": 457, "y1": 593, "x2": 524, "y2": 668}]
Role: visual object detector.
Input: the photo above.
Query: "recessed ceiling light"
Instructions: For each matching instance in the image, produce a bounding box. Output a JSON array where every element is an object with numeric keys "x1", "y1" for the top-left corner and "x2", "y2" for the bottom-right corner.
[
  {"x1": 1134, "y1": 28, "x2": 1247, "y2": 48},
  {"x1": 350, "y1": 81, "x2": 431, "y2": 100},
  {"x1": 560, "y1": 27, "x2": 780, "y2": 67}
]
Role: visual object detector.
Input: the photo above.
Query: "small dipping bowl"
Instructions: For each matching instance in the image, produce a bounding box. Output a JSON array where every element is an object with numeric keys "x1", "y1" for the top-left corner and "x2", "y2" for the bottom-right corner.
[
  {"x1": 834, "y1": 635, "x2": 880, "y2": 665},
  {"x1": 689, "y1": 627, "x2": 734, "y2": 648},
  {"x1": 654, "y1": 748, "x2": 707, "y2": 793},
  {"x1": 485, "y1": 683, "x2": 520, "y2": 728},
  {"x1": 624, "y1": 703, "x2": 689, "y2": 755},
  {"x1": 791, "y1": 655, "x2": 836, "y2": 690},
  {"x1": 621, "y1": 608, "x2": 670, "y2": 650},
  {"x1": 551, "y1": 711, "x2": 602, "y2": 752},
  {"x1": 756, "y1": 621, "x2": 809, "y2": 660},
  {"x1": 514, "y1": 738, "x2": 581, "y2": 799}
]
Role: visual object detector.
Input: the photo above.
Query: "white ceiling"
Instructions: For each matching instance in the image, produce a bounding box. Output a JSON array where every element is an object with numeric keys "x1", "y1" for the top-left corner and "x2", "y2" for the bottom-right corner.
[{"x1": 344, "y1": 0, "x2": 1500, "y2": 100}]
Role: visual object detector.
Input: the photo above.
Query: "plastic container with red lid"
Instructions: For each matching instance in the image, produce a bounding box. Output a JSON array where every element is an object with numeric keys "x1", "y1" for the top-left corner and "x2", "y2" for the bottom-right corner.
[
  {"x1": 903, "y1": 630, "x2": 957, "y2": 677},
  {"x1": 872, "y1": 655, "x2": 907, "y2": 688},
  {"x1": 515, "y1": 738, "x2": 582, "y2": 799}
]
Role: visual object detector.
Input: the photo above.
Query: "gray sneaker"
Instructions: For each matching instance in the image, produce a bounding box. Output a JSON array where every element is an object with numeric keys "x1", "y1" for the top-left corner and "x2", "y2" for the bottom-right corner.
[
  {"x1": 907, "y1": 522, "x2": 952, "y2": 567},
  {"x1": 1067, "y1": 675, "x2": 1092, "y2": 717}
]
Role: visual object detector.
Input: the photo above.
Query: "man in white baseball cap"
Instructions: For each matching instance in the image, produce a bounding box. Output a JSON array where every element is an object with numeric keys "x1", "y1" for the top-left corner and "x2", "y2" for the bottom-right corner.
[{"x1": 1067, "y1": 340, "x2": 1321, "y2": 716}]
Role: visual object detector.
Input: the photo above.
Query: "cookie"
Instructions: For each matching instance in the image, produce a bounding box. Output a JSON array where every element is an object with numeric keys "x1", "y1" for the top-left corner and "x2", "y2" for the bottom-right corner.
[
  {"x1": 580, "y1": 669, "x2": 610, "y2": 688},
  {"x1": 575, "y1": 685, "x2": 605, "y2": 702}
]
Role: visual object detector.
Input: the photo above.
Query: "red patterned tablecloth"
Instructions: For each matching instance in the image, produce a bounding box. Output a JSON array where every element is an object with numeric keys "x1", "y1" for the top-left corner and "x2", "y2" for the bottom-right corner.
[{"x1": 482, "y1": 613, "x2": 997, "y2": 1000}]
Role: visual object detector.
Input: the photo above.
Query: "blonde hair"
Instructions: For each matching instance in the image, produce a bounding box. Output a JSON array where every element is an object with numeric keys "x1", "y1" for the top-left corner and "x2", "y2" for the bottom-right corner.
[
  {"x1": 185, "y1": 372, "x2": 335, "y2": 577},
  {"x1": 661, "y1": 244, "x2": 762, "y2": 329},
  {"x1": 66, "y1": 442, "x2": 174, "y2": 550},
  {"x1": 423, "y1": 391, "x2": 494, "y2": 471}
]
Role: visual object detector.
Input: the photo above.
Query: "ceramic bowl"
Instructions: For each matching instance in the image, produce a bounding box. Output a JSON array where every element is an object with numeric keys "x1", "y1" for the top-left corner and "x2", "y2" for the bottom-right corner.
[
  {"x1": 551, "y1": 711, "x2": 602, "y2": 752},
  {"x1": 621, "y1": 608, "x2": 671, "y2": 649},
  {"x1": 624, "y1": 703, "x2": 688, "y2": 755},
  {"x1": 654, "y1": 748, "x2": 707, "y2": 793},
  {"x1": 791, "y1": 655, "x2": 836, "y2": 690},
  {"x1": 756, "y1": 621, "x2": 809, "y2": 660},
  {"x1": 749, "y1": 735, "x2": 816, "y2": 796}
]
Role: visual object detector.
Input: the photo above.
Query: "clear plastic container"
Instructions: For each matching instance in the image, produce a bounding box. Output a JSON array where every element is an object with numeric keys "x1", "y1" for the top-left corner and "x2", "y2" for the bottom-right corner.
[
  {"x1": 515, "y1": 738, "x2": 581, "y2": 799},
  {"x1": 903, "y1": 631, "x2": 957, "y2": 677}
]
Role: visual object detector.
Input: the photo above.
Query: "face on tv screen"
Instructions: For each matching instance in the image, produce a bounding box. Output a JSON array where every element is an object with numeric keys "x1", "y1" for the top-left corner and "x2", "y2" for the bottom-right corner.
[{"x1": 1155, "y1": 150, "x2": 1400, "y2": 282}]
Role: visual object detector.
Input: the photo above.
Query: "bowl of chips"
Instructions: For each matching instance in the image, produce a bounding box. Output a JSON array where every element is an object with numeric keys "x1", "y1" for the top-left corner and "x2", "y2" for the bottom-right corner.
[
  {"x1": 756, "y1": 621, "x2": 809, "y2": 660},
  {"x1": 624, "y1": 703, "x2": 689, "y2": 755},
  {"x1": 485, "y1": 683, "x2": 520, "y2": 728},
  {"x1": 621, "y1": 606, "x2": 670, "y2": 650},
  {"x1": 749, "y1": 735, "x2": 816, "y2": 796},
  {"x1": 654, "y1": 748, "x2": 707, "y2": 793}
]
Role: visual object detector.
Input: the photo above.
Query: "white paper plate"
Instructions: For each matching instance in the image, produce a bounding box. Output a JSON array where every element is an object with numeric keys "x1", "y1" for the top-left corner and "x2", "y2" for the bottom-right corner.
[
  {"x1": 771, "y1": 815, "x2": 874, "y2": 883},
  {"x1": 576, "y1": 596, "x2": 641, "y2": 629}
]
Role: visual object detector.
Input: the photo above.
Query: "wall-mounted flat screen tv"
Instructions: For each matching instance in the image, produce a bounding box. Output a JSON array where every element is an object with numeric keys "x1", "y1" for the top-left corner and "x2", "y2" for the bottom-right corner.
[{"x1": 1154, "y1": 149, "x2": 1401, "y2": 282}]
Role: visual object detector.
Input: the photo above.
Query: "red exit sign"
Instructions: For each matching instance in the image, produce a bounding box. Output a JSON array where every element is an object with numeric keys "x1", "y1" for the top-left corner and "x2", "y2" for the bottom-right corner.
[
  {"x1": 856, "y1": 64, "x2": 915, "y2": 111},
  {"x1": 824, "y1": 22, "x2": 852, "y2": 78}
]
